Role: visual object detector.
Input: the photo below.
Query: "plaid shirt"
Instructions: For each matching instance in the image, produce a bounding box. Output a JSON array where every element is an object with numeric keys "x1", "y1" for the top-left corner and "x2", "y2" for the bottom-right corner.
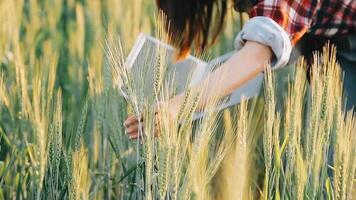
[{"x1": 250, "y1": 0, "x2": 356, "y2": 45}]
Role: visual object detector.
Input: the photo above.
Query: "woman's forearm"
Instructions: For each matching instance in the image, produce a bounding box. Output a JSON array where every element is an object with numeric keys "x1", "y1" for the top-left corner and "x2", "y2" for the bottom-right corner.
[{"x1": 172, "y1": 41, "x2": 272, "y2": 111}]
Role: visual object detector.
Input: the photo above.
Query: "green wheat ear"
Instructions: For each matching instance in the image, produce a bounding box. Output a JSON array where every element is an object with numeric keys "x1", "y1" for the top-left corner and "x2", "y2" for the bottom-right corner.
[{"x1": 74, "y1": 96, "x2": 90, "y2": 151}]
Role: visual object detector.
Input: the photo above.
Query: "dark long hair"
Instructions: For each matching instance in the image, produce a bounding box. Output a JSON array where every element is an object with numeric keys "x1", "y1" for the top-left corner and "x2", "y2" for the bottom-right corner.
[{"x1": 156, "y1": 0, "x2": 253, "y2": 58}]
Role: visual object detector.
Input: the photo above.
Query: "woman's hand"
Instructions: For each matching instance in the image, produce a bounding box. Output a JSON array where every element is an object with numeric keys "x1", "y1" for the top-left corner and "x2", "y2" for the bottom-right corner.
[{"x1": 124, "y1": 96, "x2": 181, "y2": 140}]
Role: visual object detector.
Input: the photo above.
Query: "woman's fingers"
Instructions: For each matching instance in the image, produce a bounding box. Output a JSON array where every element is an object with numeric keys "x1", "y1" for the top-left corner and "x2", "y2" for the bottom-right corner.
[
  {"x1": 125, "y1": 120, "x2": 146, "y2": 140},
  {"x1": 123, "y1": 112, "x2": 164, "y2": 140},
  {"x1": 124, "y1": 115, "x2": 143, "y2": 127},
  {"x1": 125, "y1": 122, "x2": 159, "y2": 140},
  {"x1": 125, "y1": 121, "x2": 141, "y2": 140},
  {"x1": 126, "y1": 123, "x2": 139, "y2": 134},
  {"x1": 124, "y1": 115, "x2": 137, "y2": 127},
  {"x1": 127, "y1": 127, "x2": 140, "y2": 140},
  {"x1": 128, "y1": 132, "x2": 139, "y2": 139}
]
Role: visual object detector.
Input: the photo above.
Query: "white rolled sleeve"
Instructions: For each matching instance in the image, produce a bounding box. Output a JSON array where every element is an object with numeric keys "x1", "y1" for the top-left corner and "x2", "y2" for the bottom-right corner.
[{"x1": 234, "y1": 16, "x2": 292, "y2": 69}]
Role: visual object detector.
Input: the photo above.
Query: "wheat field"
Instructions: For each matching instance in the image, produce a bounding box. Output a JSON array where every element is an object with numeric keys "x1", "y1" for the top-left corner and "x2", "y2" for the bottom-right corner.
[{"x1": 0, "y1": 0, "x2": 355, "y2": 200}]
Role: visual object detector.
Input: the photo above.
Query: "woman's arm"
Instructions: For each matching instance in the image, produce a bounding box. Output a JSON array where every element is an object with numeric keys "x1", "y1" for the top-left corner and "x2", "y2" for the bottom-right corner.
[
  {"x1": 125, "y1": 40, "x2": 272, "y2": 138},
  {"x1": 183, "y1": 40, "x2": 272, "y2": 110}
]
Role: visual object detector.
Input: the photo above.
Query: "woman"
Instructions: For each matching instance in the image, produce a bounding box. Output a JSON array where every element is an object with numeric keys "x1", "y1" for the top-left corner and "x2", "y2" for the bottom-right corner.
[{"x1": 125, "y1": 0, "x2": 356, "y2": 138}]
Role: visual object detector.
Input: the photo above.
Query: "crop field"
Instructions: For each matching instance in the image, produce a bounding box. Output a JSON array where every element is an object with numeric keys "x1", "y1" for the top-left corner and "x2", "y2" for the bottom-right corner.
[{"x1": 0, "y1": 0, "x2": 355, "y2": 200}]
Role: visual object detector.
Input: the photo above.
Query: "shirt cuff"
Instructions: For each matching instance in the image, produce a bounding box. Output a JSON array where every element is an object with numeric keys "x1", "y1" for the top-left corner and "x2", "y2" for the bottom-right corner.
[{"x1": 234, "y1": 16, "x2": 292, "y2": 69}]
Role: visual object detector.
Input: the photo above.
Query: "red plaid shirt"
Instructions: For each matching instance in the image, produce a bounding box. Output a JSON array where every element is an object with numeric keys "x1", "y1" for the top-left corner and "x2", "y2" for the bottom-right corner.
[{"x1": 250, "y1": 0, "x2": 356, "y2": 45}]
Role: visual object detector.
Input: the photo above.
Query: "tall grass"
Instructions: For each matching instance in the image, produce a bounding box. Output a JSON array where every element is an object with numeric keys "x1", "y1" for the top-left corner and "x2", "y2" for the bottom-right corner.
[{"x1": 0, "y1": 0, "x2": 355, "y2": 200}]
